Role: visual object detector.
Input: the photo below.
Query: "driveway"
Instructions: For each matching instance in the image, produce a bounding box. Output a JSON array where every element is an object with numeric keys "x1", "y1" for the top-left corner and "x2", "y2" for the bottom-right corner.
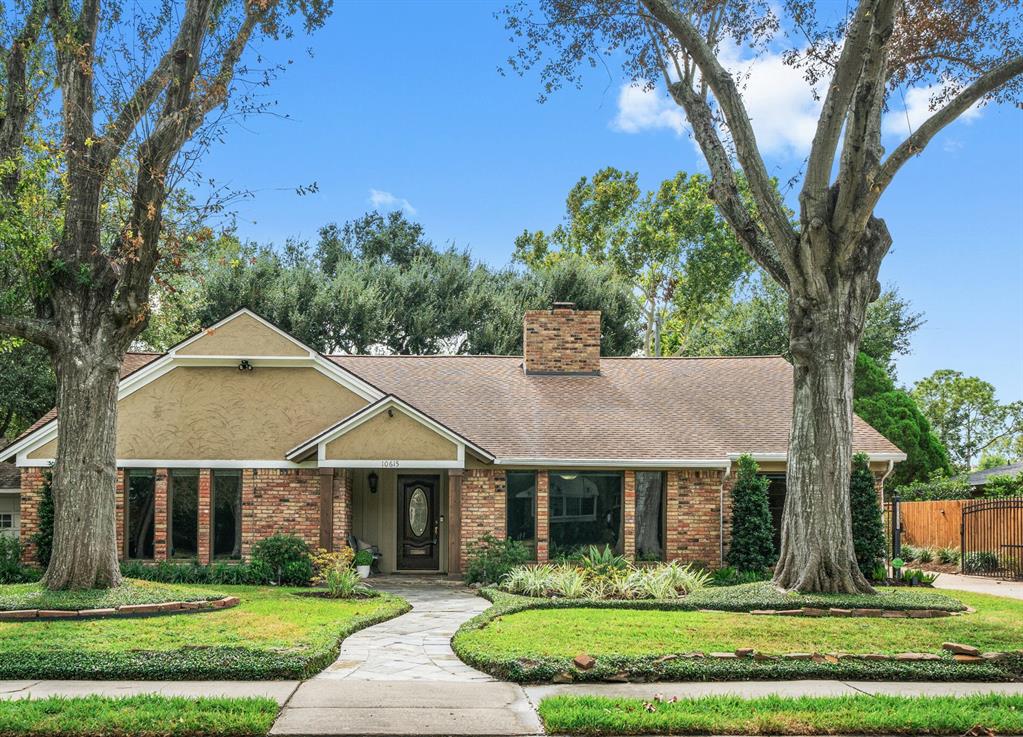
[{"x1": 933, "y1": 572, "x2": 1023, "y2": 600}]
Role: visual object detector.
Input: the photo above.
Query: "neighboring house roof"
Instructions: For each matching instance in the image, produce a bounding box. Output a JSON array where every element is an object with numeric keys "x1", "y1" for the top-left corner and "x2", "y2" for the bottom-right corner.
[
  {"x1": 967, "y1": 463, "x2": 1023, "y2": 486},
  {"x1": 328, "y1": 354, "x2": 902, "y2": 462}
]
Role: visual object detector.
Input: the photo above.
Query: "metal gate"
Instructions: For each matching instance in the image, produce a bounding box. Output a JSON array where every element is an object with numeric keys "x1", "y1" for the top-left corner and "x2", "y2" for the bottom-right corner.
[{"x1": 961, "y1": 497, "x2": 1023, "y2": 580}]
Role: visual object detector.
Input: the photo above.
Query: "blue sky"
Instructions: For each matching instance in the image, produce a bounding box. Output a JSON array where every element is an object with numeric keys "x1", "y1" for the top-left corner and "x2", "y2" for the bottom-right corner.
[{"x1": 200, "y1": 0, "x2": 1023, "y2": 401}]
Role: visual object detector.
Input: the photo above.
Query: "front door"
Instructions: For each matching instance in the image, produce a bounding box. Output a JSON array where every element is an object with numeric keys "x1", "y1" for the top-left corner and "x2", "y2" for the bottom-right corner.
[{"x1": 397, "y1": 475, "x2": 440, "y2": 570}]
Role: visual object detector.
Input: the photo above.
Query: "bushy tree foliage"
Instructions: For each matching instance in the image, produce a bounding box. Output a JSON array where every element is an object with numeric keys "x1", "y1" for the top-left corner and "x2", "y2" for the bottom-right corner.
[
  {"x1": 850, "y1": 453, "x2": 886, "y2": 578},
  {"x1": 0, "y1": 340, "x2": 54, "y2": 439},
  {"x1": 725, "y1": 455, "x2": 775, "y2": 573},
  {"x1": 853, "y1": 353, "x2": 951, "y2": 487}
]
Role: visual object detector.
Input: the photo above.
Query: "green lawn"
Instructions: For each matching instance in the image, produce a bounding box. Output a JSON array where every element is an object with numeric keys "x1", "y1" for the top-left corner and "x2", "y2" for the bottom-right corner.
[
  {"x1": 538, "y1": 694, "x2": 1023, "y2": 735},
  {"x1": 0, "y1": 580, "x2": 226, "y2": 611},
  {"x1": 0, "y1": 695, "x2": 277, "y2": 737},
  {"x1": 0, "y1": 584, "x2": 409, "y2": 679},
  {"x1": 453, "y1": 588, "x2": 1023, "y2": 681}
]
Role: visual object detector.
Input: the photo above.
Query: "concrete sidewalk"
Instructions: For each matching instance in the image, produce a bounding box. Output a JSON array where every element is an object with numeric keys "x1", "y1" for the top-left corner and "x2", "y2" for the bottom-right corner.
[
  {"x1": 934, "y1": 572, "x2": 1023, "y2": 600},
  {"x1": 0, "y1": 680, "x2": 299, "y2": 705}
]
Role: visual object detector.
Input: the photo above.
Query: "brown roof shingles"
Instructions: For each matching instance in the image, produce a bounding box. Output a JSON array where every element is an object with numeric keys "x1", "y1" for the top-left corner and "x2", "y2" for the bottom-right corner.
[{"x1": 330, "y1": 354, "x2": 902, "y2": 462}]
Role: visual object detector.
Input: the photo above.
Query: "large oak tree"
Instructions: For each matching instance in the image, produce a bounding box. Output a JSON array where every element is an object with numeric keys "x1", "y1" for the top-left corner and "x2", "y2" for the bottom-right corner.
[
  {"x1": 502, "y1": 0, "x2": 1023, "y2": 592},
  {"x1": 0, "y1": 0, "x2": 330, "y2": 590}
]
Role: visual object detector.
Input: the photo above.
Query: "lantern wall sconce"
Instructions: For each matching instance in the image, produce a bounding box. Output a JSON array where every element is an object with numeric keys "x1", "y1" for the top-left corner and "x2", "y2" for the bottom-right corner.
[{"x1": 368, "y1": 471, "x2": 379, "y2": 494}]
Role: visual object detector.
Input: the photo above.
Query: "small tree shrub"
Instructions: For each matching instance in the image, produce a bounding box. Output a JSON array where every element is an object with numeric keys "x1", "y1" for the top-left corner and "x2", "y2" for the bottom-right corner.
[
  {"x1": 464, "y1": 534, "x2": 530, "y2": 585},
  {"x1": 725, "y1": 454, "x2": 775, "y2": 573},
  {"x1": 850, "y1": 453, "x2": 886, "y2": 578},
  {"x1": 894, "y1": 474, "x2": 972, "y2": 501},
  {"x1": 0, "y1": 537, "x2": 40, "y2": 584},
  {"x1": 251, "y1": 534, "x2": 312, "y2": 585},
  {"x1": 985, "y1": 473, "x2": 1023, "y2": 498},
  {"x1": 31, "y1": 471, "x2": 54, "y2": 567}
]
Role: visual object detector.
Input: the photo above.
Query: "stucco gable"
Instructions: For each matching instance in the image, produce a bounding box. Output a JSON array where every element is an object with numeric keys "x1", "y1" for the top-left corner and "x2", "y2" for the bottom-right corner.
[{"x1": 176, "y1": 311, "x2": 310, "y2": 357}]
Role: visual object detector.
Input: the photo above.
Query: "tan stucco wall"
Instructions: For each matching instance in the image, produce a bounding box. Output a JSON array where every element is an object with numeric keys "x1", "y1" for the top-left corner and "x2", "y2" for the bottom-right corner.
[
  {"x1": 29, "y1": 366, "x2": 368, "y2": 460},
  {"x1": 180, "y1": 313, "x2": 309, "y2": 357},
  {"x1": 324, "y1": 409, "x2": 459, "y2": 461},
  {"x1": 350, "y1": 469, "x2": 448, "y2": 573}
]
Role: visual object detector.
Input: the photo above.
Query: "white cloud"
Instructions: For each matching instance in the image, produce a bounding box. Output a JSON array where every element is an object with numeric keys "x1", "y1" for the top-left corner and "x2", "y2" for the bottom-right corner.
[
  {"x1": 612, "y1": 83, "x2": 688, "y2": 136},
  {"x1": 368, "y1": 188, "x2": 417, "y2": 215},
  {"x1": 882, "y1": 84, "x2": 982, "y2": 139}
]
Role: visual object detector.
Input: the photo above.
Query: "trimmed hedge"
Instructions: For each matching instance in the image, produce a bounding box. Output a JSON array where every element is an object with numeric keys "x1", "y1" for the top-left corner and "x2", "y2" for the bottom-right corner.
[
  {"x1": 0, "y1": 594, "x2": 410, "y2": 680},
  {"x1": 0, "y1": 580, "x2": 227, "y2": 612},
  {"x1": 450, "y1": 590, "x2": 1016, "y2": 684}
]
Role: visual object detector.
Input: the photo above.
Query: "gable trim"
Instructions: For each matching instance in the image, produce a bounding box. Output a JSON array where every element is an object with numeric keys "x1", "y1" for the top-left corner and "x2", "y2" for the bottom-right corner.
[{"x1": 287, "y1": 394, "x2": 495, "y2": 464}]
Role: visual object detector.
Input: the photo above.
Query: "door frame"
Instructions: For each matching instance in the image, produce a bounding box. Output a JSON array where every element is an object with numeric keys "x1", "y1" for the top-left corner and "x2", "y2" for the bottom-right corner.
[{"x1": 396, "y1": 474, "x2": 441, "y2": 571}]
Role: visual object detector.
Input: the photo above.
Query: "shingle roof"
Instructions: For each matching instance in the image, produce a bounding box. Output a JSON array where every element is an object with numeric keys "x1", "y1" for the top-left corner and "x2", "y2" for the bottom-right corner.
[
  {"x1": 967, "y1": 463, "x2": 1023, "y2": 486},
  {"x1": 7, "y1": 350, "x2": 902, "y2": 464},
  {"x1": 329, "y1": 354, "x2": 902, "y2": 461},
  {"x1": 0, "y1": 442, "x2": 18, "y2": 489}
]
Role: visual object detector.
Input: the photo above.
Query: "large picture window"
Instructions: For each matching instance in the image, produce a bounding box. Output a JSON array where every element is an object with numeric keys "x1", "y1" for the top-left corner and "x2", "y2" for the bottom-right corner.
[
  {"x1": 549, "y1": 472, "x2": 622, "y2": 557},
  {"x1": 635, "y1": 471, "x2": 665, "y2": 561},
  {"x1": 169, "y1": 469, "x2": 199, "y2": 558},
  {"x1": 212, "y1": 470, "x2": 242, "y2": 559},
  {"x1": 126, "y1": 470, "x2": 155, "y2": 559},
  {"x1": 506, "y1": 471, "x2": 536, "y2": 556}
]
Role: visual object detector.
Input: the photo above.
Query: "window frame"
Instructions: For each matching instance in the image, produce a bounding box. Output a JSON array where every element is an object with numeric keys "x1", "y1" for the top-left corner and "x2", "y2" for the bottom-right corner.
[
  {"x1": 125, "y1": 468, "x2": 156, "y2": 560},
  {"x1": 168, "y1": 468, "x2": 200, "y2": 560},
  {"x1": 505, "y1": 470, "x2": 538, "y2": 556},
  {"x1": 548, "y1": 471, "x2": 624, "y2": 555},
  {"x1": 634, "y1": 470, "x2": 667, "y2": 562},
  {"x1": 211, "y1": 469, "x2": 243, "y2": 560}
]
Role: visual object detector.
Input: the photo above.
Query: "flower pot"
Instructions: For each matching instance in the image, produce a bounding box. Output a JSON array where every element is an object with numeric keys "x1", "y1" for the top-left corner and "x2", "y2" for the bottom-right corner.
[{"x1": 356, "y1": 565, "x2": 371, "y2": 579}]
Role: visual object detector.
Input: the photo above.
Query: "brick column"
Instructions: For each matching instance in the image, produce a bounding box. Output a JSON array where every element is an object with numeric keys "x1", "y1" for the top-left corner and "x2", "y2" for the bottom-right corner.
[
  {"x1": 721, "y1": 471, "x2": 735, "y2": 564},
  {"x1": 197, "y1": 469, "x2": 211, "y2": 563},
  {"x1": 447, "y1": 470, "x2": 463, "y2": 577},
  {"x1": 154, "y1": 469, "x2": 168, "y2": 560},
  {"x1": 535, "y1": 471, "x2": 549, "y2": 562},
  {"x1": 116, "y1": 469, "x2": 126, "y2": 560},
  {"x1": 622, "y1": 471, "x2": 636, "y2": 559},
  {"x1": 18, "y1": 468, "x2": 46, "y2": 565},
  {"x1": 240, "y1": 469, "x2": 255, "y2": 559},
  {"x1": 318, "y1": 468, "x2": 334, "y2": 551},
  {"x1": 675, "y1": 468, "x2": 725, "y2": 568},
  {"x1": 332, "y1": 469, "x2": 353, "y2": 552},
  {"x1": 665, "y1": 470, "x2": 681, "y2": 562}
]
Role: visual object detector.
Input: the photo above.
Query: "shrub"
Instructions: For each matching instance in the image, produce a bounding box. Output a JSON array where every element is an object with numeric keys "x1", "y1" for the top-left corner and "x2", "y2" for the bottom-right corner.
[
  {"x1": 311, "y1": 548, "x2": 355, "y2": 581},
  {"x1": 725, "y1": 455, "x2": 775, "y2": 573},
  {"x1": 985, "y1": 473, "x2": 1023, "y2": 498},
  {"x1": 464, "y1": 534, "x2": 530, "y2": 585},
  {"x1": 251, "y1": 534, "x2": 312, "y2": 585},
  {"x1": 120, "y1": 560, "x2": 272, "y2": 585},
  {"x1": 709, "y1": 566, "x2": 768, "y2": 587},
  {"x1": 963, "y1": 551, "x2": 999, "y2": 574},
  {"x1": 937, "y1": 547, "x2": 960, "y2": 565},
  {"x1": 900, "y1": 544, "x2": 919, "y2": 563},
  {"x1": 894, "y1": 475, "x2": 972, "y2": 501},
  {"x1": 353, "y1": 549, "x2": 374, "y2": 568},
  {"x1": 916, "y1": 547, "x2": 934, "y2": 563},
  {"x1": 850, "y1": 453, "x2": 886, "y2": 578},
  {"x1": 321, "y1": 567, "x2": 368, "y2": 598},
  {"x1": 578, "y1": 546, "x2": 629, "y2": 578},
  {"x1": 502, "y1": 564, "x2": 558, "y2": 598},
  {"x1": 0, "y1": 537, "x2": 39, "y2": 584},
  {"x1": 31, "y1": 471, "x2": 54, "y2": 567},
  {"x1": 550, "y1": 567, "x2": 588, "y2": 598}
]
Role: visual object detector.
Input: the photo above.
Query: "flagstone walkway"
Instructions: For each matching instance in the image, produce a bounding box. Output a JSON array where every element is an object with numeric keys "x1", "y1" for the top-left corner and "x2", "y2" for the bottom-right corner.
[{"x1": 315, "y1": 575, "x2": 493, "y2": 682}]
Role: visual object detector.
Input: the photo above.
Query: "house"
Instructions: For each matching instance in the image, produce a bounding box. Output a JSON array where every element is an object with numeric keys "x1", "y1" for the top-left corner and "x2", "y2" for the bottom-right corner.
[
  {"x1": 0, "y1": 442, "x2": 19, "y2": 539},
  {"x1": 1, "y1": 305, "x2": 904, "y2": 574},
  {"x1": 967, "y1": 463, "x2": 1023, "y2": 492}
]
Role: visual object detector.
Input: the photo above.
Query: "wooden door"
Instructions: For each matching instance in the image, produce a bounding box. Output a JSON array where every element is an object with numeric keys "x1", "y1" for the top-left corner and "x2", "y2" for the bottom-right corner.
[{"x1": 397, "y1": 475, "x2": 440, "y2": 570}]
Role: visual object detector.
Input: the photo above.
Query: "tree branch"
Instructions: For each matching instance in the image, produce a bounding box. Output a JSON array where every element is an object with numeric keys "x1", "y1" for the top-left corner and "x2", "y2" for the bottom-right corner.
[
  {"x1": 640, "y1": 0, "x2": 799, "y2": 267},
  {"x1": 0, "y1": 315, "x2": 58, "y2": 350},
  {"x1": 0, "y1": 0, "x2": 46, "y2": 196},
  {"x1": 871, "y1": 55, "x2": 1023, "y2": 203}
]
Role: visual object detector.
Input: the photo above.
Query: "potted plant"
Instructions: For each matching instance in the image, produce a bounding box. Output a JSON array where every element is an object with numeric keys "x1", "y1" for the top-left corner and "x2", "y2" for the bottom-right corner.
[{"x1": 354, "y1": 549, "x2": 373, "y2": 579}]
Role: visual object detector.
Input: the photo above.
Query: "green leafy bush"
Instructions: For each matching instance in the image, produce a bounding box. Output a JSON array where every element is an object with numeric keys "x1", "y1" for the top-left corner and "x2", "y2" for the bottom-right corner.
[
  {"x1": 985, "y1": 472, "x2": 1023, "y2": 498},
  {"x1": 500, "y1": 561, "x2": 710, "y2": 600},
  {"x1": 250, "y1": 534, "x2": 312, "y2": 585},
  {"x1": 31, "y1": 471, "x2": 54, "y2": 567},
  {"x1": 937, "y1": 547, "x2": 960, "y2": 565},
  {"x1": 895, "y1": 475, "x2": 972, "y2": 501},
  {"x1": 578, "y1": 545, "x2": 629, "y2": 577},
  {"x1": 963, "y1": 551, "x2": 999, "y2": 574},
  {"x1": 709, "y1": 566, "x2": 768, "y2": 587},
  {"x1": 464, "y1": 534, "x2": 530, "y2": 585},
  {"x1": 353, "y1": 549, "x2": 374, "y2": 567},
  {"x1": 0, "y1": 537, "x2": 39, "y2": 584},
  {"x1": 725, "y1": 455, "x2": 775, "y2": 573},
  {"x1": 119, "y1": 560, "x2": 271, "y2": 585},
  {"x1": 850, "y1": 453, "x2": 886, "y2": 578},
  {"x1": 916, "y1": 547, "x2": 934, "y2": 563},
  {"x1": 900, "y1": 544, "x2": 919, "y2": 562}
]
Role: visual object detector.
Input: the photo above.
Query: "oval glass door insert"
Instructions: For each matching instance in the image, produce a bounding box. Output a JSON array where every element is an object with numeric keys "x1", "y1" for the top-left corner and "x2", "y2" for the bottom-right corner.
[{"x1": 408, "y1": 487, "x2": 429, "y2": 537}]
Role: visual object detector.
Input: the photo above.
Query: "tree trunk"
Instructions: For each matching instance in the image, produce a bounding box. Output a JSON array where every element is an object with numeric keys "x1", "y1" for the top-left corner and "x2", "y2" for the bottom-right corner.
[
  {"x1": 773, "y1": 292, "x2": 875, "y2": 594},
  {"x1": 42, "y1": 334, "x2": 124, "y2": 590}
]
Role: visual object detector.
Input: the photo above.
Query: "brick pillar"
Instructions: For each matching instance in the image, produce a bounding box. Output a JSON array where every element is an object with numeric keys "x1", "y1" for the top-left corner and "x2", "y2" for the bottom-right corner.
[
  {"x1": 332, "y1": 469, "x2": 353, "y2": 552},
  {"x1": 154, "y1": 469, "x2": 168, "y2": 560},
  {"x1": 18, "y1": 468, "x2": 46, "y2": 565},
  {"x1": 240, "y1": 468, "x2": 255, "y2": 559},
  {"x1": 447, "y1": 469, "x2": 463, "y2": 578},
  {"x1": 116, "y1": 469, "x2": 126, "y2": 560},
  {"x1": 535, "y1": 471, "x2": 549, "y2": 562},
  {"x1": 197, "y1": 469, "x2": 211, "y2": 563},
  {"x1": 721, "y1": 471, "x2": 735, "y2": 562},
  {"x1": 675, "y1": 469, "x2": 725, "y2": 568},
  {"x1": 623, "y1": 471, "x2": 636, "y2": 559},
  {"x1": 318, "y1": 468, "x2": 334, "y2": 551},
  {"x1": 665, "y1": 470, "x2": 681, "y2": 562}
]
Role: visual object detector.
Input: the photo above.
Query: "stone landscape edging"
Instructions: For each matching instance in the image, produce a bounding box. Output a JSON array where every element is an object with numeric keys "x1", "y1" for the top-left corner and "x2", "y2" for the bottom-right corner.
[
  {"x1": 0, "y1": 595, "x2": 240, "y2": 621},
  {"x1": 748, "y1": 605, "x2": 966, "y2": 618}
]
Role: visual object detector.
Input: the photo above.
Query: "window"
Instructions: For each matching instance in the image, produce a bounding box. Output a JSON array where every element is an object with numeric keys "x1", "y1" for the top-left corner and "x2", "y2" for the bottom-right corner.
[
  {"x1": 0, "y1": 513, "x2": 12, "y2": 530},
  {"x1": 212, "y1": 470, "x2": 242, "y2": 559},
  {"x1": 506, "y1": 472, "x2": 536, "y2": 556},
  {"x1": 169, "y1": 469, "x2": 199, "y2": 558},
  {"x1": 127, "y1": 470, "x2": 155, "y2": 559},
  {"x1": 549, "y1": 472, "x2": 622, "y2": 556},
  {"x1": 635, "y1": 471, "x2": 665, "y2": 561}
]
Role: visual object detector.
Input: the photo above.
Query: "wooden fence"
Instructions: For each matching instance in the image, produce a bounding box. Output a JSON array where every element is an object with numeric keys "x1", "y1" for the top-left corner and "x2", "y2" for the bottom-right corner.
[{"x1": 898, "y1": 500, "x2": 965, "y2": 549}]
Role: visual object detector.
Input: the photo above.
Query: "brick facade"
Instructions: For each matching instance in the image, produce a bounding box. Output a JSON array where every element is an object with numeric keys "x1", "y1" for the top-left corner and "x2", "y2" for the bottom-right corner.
[
  {"x1": 535, "y1": 471, "x2": 549, "y2": 562},
  {"x1": 331, "y1": 469, "x2": 353, "y2": 551},
  {"x1": 18, "y1": 467, "x2": 45, "y2": 564},
  {"x1": 247, "y1": 469, "x2": 321, "y2": 552},
  {"x1": 522, "y1": 305, "x2": 601, "y2": 375},
  {"x1": 458, "y1": 468, "x2": 506, "y2": 569},
  {"x1": 622, "y1": 471, "x2": 637, "y2": 561},
  {"x1": 666, "y1": 468, "x2": 726, "y2": 568}
]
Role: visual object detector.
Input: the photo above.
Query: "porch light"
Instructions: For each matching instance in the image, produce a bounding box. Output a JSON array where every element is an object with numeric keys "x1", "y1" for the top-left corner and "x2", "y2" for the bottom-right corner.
[
  {"x1": 238, "y1": 360, "x2": 253, "y2": 372},
  {"x1": 368, "y1": 471, "x2": 379, "y2": 494}
]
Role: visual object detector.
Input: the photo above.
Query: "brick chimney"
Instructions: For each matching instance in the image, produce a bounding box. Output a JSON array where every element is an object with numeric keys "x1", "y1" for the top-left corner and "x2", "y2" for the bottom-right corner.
[{"x1": 522, "y1": 302, "x2": 601, "y2": 375}]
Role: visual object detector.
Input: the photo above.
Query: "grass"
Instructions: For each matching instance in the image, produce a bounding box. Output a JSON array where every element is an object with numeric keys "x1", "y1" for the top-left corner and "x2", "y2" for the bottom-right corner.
[
  {"x1": 0, "y1": 584, "x2": 409, "y2": 679},
  {"x1": 686, "y1": 581, "x2": 965, "y2": 612},
  {"x1": 0, "y1": 695, "x2": 277, "y2": 737},
  {"x1": 537, "y1": 694, "x2": 1023, "y2": 735},
  {"x1": 456, "y1": 589, "x2": 1018, "y2": 658},
  {"x1": 0, "y1": 579, "x2": 227, "y2": 611}
]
